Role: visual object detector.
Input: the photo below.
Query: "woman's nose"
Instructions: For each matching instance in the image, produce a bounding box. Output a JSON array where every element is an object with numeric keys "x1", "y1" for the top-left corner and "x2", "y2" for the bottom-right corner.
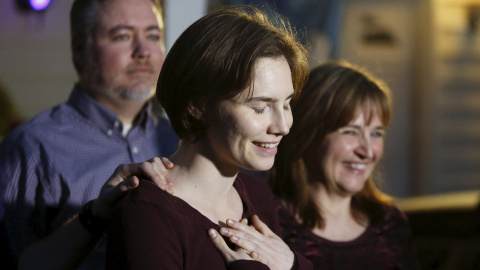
[
  {"x1": 269, "y1": 109, "x2": 291, "y2": 136},
  {"x1": 356, "y1": 136, "x2": 374, "y2": 159}
]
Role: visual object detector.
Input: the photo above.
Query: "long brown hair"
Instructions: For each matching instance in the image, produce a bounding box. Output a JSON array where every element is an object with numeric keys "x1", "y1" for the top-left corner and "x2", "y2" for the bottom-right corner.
[{"x1": 269, "y1": 61, "x2": 392, "y2": 229}]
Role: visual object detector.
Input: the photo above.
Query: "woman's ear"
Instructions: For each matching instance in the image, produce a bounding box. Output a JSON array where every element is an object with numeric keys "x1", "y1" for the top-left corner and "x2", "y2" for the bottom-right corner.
[{"x1": 187, "y1": 103, "x2": 203, "y2": 120}]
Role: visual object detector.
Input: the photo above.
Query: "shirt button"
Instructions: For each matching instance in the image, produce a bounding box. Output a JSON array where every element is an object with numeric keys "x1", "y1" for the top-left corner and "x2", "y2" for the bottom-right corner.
[
  {"x1": 107, "y1": 129, "x2": 113, "y2": 136},
  {"x1": 132, "y1": 146, "x2": 139, "y2": 154},
  {"x1": 114, "y1": 121, "x2": 120, "y2": 128}
]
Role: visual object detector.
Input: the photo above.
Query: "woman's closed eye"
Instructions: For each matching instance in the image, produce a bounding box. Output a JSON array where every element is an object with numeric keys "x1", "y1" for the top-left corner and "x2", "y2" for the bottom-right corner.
[{"x1": 254, "y1": 107, "x2": 267, "y2": 114}]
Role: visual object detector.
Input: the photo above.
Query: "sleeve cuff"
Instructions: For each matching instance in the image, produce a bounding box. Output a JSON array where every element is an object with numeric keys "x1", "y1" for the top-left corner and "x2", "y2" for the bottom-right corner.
[
  {"x1": 228, "y1": 260, "x2": 270, "y2": 270},
  {"x1": 291, "y1": 249, "x2": 313, "y2": 270}
]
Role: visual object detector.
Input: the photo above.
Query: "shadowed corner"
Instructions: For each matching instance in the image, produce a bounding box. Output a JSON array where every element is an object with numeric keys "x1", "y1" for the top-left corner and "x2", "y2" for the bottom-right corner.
[{"x1": 395, "y1": 190, "x2": 480, "y2": 270}]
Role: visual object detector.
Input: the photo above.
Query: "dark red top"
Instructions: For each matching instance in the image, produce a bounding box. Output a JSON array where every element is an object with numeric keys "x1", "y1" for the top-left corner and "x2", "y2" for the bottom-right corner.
[
  {"x1": 106, "y1": 172, "x2": 312, "y2": 270},
  {"x1": 276, "y1": 199, "x2": 420, "y2": 270}
]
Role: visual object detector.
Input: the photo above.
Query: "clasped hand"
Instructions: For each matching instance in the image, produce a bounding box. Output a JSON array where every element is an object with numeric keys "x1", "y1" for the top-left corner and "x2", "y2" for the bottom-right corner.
[{"x1": 209, "y1": 215, "x2": 294, "y2": 270}]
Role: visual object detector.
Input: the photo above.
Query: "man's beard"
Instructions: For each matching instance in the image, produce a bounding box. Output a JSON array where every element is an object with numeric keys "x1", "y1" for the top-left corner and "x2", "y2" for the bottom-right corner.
[
  {"x1": 113, "y1": 85, "x2": 155, "y2": 101},
  {"x1": 84, "y1": 63, "x2": 156, "y2": 101}
]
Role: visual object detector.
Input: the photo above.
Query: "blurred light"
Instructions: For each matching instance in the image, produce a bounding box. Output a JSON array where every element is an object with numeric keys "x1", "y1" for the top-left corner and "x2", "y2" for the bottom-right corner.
[
  {"x1": 16, "y1": 0, "x2": 52, "y2": 12},
  {"x1": 31, "y1": 0, "x2": 51, "y2": 11}
]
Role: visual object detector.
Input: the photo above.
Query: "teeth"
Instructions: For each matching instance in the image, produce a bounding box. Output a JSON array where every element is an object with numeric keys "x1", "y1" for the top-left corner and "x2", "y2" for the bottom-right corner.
[
  {"x1": 254, "y1": 142, "x2": 278, "y2": 148},
  {"x1": 347, "y1": 163, "x2": 366, "y2": 170}
]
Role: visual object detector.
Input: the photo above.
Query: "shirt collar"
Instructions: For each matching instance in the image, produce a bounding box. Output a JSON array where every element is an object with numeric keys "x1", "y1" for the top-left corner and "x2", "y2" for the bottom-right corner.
[{"x1": 68, "y1": 85, "x2": 155, "y2": 134}]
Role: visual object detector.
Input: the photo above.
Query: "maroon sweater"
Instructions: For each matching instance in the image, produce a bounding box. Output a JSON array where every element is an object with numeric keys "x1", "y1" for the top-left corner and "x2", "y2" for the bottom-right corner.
[
  {"x1": 106, "y1": 172, "x2": 312, "y2": 270},
  {"x1": 276, "y1": 199, "x2": 420, "y2": 270}
]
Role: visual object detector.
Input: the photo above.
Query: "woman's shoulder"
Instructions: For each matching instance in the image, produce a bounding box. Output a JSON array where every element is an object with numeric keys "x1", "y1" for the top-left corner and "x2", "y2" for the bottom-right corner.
[
  {"x1": 118, "y1": 179, "x2": 186, "y2": 221},
  {"x1": 110, "y1": 180, "x2": 196, "y2": 241},
  {"x1": 376, "y1": 203, "x2": 411, "y2": 232},
  {"x1": 128, "y1": 179, "x2": 173, "y2": 205}
]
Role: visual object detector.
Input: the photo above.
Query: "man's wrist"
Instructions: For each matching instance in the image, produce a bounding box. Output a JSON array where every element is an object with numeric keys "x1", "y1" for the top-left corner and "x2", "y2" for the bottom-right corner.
[{"x1": 78, "y1": 199, "x2": 109, "y2": 235}]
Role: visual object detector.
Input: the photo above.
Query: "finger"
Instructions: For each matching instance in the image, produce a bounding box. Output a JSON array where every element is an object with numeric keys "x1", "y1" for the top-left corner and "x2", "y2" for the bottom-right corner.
[
  {"x1": 108, "y1": 163, "x2": 156, "y2": 186},
  {"x1": 160, "y1": 157, "x2": 175, "y2": 169},
  {"x1": 208, "y1": 229, "x2": 236, "y2": 264},
  {"x1": 226, "y1": 219, "x2": 260, "y2": 238},
  {"x1": 104, "y1": 176, "x2": 139, "y2": 199},
  {"x1": 228, "y1": 232, "x2": 261, "y2": 254},
  {"x1": 219, "y1": 225, "x2": 264, "y2": 258},
  {"x1": 94, "y1": 176, "x2": 140, "y2": 218},
  {"x1": 219, "y1": 223, "x2": 252, "y2": 240},
  {"x1": 240, "y1": 218, "x2": 248, "y2": 225},
  {"x1": 102, "y1": 164, "x2": 133, "y2": 189},
  {"x1": 251, "y1": 215, "x2": 273, "y2": 236},
  {"x1": 148, "y1": 158, "x2": 173, "y2": 194}
]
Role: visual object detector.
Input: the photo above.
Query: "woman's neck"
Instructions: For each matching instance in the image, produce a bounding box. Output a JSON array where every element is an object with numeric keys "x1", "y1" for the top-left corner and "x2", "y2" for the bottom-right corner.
[
  {"x1": 167, "y1": 141, "x2": 243, "y2": 223},
  {"x1": 310, "y1": 184, "x2": 367, "y2": 241}
]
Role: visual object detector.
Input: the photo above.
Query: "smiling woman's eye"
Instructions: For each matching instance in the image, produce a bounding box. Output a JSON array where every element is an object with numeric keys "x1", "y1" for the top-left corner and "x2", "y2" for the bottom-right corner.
[
  {"x1": 341, "y1": 129, "x2": 358, "y2": 136},
  {"x1": 283, "y1": 104, "x2": 290, "y2": 111},
  {"x1": 371, "y1": 130, "x2": 384, "y2": 137},
  {"x1": 254, "y1": 108, "x2": 266, "y2": 114}
]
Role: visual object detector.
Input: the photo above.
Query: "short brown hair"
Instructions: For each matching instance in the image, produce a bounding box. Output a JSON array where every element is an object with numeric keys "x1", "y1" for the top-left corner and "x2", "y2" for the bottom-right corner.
[
  {"x1": 269, "y1": 61, "x2": 393, "y2": 229},
  {"x1": 157, "y1": 6, "x2": 308, "y2": 142}
]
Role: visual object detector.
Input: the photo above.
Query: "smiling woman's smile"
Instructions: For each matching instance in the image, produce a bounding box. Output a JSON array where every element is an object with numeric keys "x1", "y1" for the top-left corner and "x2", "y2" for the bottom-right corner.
[{"x1": 204, "y1": 56, "x2": 294, "y2": 173}]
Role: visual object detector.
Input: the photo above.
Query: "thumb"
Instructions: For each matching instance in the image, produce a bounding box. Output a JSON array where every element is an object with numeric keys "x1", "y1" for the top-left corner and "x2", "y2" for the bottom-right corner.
[
  {"x1": 208, "y1": 229, "x2": 235, "y2": 264},
  {"x1": 251, "y1": 215, "x2": 272, "y2": 235},
  {"x1": 115, "y1": 176, "x2": 140, "y2": 193},
  {"x1": 101, "y1": 176, "x2": 139, "y2": 203},
  {"x1": 93, "y1": 176, "x2": 140, "y2": 219}
]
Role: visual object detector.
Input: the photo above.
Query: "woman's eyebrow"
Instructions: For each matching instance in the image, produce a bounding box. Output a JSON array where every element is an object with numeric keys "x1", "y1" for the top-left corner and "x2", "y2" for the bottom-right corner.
[{"x1": 246, "y1": 93, "x2": 294, "y2": 103}]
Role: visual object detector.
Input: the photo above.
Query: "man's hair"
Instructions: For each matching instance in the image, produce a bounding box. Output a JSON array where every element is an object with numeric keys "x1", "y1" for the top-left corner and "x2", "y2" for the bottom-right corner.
[
  {"x1": 69, "y1": 0, "x2": 163, "y2": 74},
  {"x1": 157, "y1": 5, "x2": 308, "y2": 142}
]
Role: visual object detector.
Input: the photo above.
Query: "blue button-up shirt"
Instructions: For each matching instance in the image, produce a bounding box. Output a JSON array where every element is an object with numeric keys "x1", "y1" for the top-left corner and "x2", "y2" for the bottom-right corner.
[{"x1": 0, "y1": 86, "x2": 178, "y2": 269}]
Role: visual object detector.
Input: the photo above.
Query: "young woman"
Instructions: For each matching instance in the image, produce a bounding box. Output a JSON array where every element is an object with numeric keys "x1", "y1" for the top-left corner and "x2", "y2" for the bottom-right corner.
[
  {"x1": 268, "y1": 61, "x2": 420, "y2": 269},
  {"x1": 106, "y1": 6, "x2": 311, "y2": 270}
]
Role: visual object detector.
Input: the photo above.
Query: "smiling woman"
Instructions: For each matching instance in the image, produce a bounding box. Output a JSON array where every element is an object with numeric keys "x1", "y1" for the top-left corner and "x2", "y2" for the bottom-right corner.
[
  {"x1": 269, "y1": 61, "x2": 421, "y2": 269},
  {"x1": 106, "y1": 5, "x2": 310, "y2": 270},
  {"x1": 204, "y1": 57, "x2": 294, "y2": 173}
]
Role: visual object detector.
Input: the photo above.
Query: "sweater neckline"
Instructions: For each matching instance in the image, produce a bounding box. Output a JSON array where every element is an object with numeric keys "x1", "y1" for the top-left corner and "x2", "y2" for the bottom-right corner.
[{"x1": 160, "y1": 173, "x2": 254, "y2": 231}]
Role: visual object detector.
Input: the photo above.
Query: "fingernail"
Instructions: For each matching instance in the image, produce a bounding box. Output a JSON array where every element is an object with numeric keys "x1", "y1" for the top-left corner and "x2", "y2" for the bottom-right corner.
[
  {"x1": 208, "y1": 229, "x2": 217, "y2": 239},
  {"x1": 227, "y1": 219, "x2": 234, "y2": 225},
  {"x1": 231, "y1": 236, "x2": 238, "y2": 242},
  {"x1": 220, "y1": 228, "x2": 229, "y2": 234}
]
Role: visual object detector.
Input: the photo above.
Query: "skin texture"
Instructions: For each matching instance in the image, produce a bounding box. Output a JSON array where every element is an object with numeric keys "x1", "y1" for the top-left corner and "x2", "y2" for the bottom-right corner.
[
  {"x1": 307, "y1": 110, "x2": 385, "y2": 241},
  {"x1": 203, "y1": 56, "x2": 294, "y2": 175},
  {"x1": 317, "y1": 111, "x2": 384, "y2": 196},
  {"x1": 80, "y1": 0, "x2": 165, "y2": 123}
]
